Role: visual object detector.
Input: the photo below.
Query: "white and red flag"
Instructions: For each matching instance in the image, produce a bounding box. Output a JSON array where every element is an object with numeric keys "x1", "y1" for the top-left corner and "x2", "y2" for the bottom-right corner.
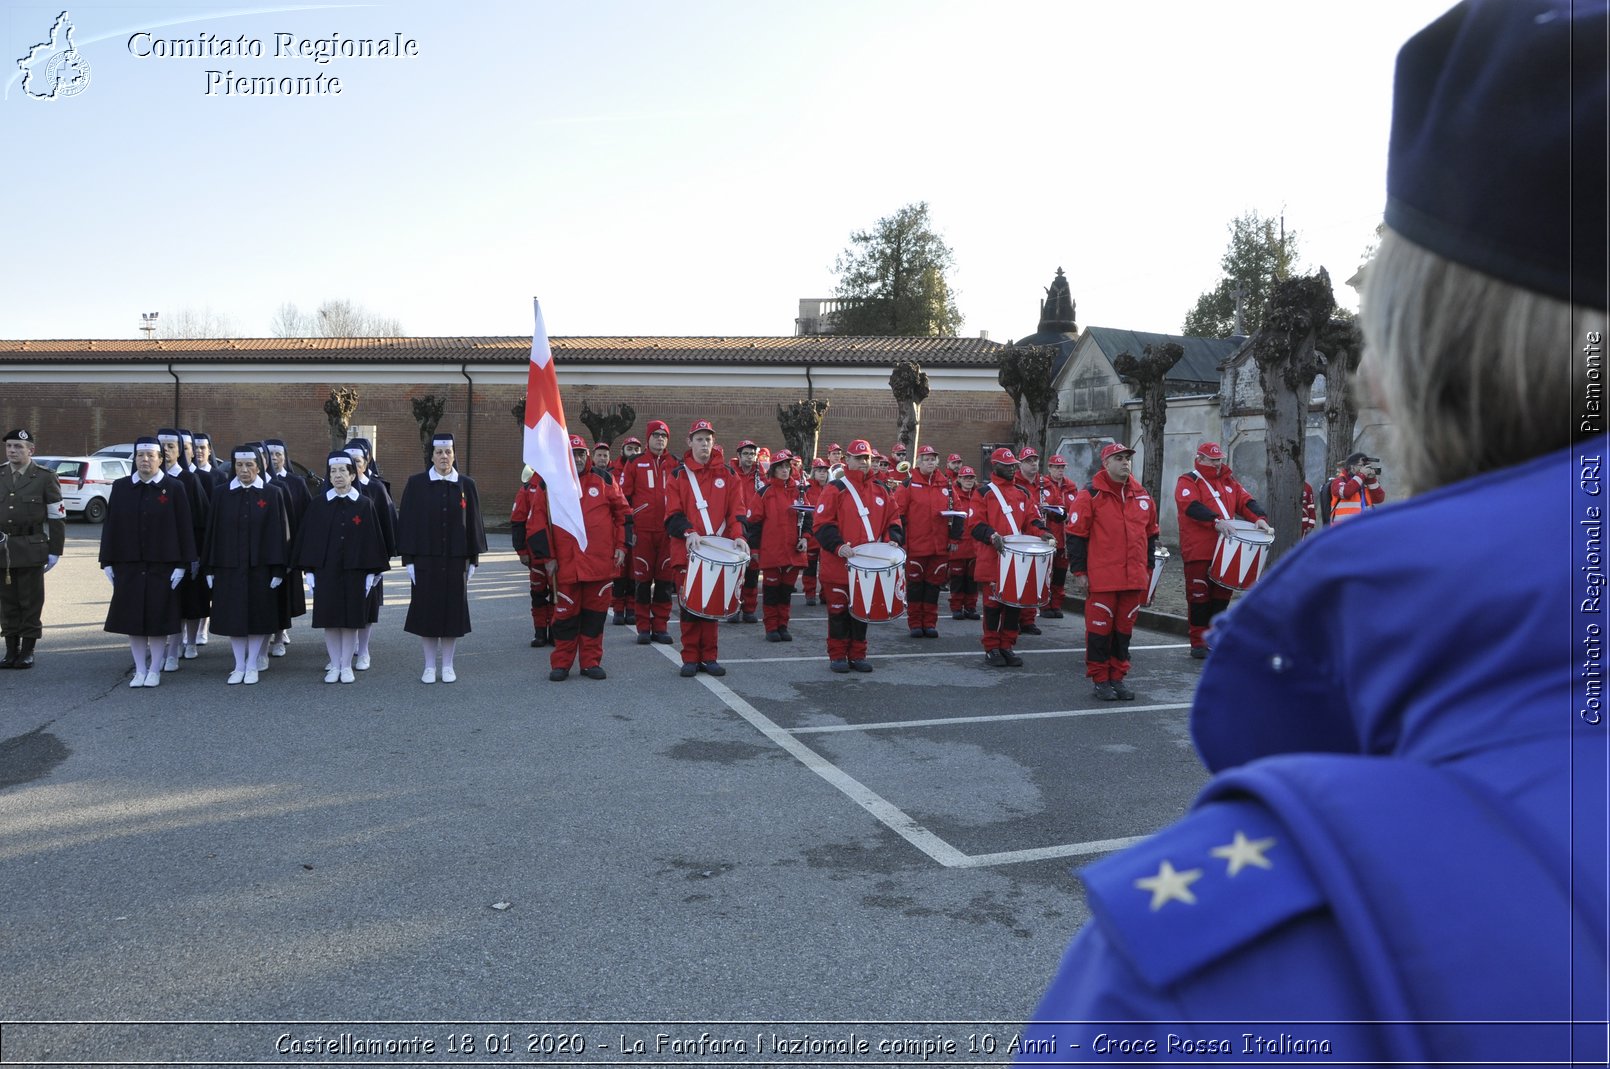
[{"x1": 522, "y1": 298, "x2": 588, "y2": 551}]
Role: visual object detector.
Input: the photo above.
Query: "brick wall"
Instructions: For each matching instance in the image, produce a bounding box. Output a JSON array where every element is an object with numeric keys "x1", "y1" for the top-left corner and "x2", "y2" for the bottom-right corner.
[{"x1": 4, "y1": 381, "x2": 1015, "y2": 515}]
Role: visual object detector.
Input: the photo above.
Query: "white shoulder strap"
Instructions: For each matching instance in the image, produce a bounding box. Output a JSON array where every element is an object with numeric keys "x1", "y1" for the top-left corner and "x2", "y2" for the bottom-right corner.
[
  {"x1": 986, "y1": 482, "x2": 1021, "y2": 535},
  {"x1": 839, "y1": 479, "x2": 879, "y2": 542},
  {"x1": 684, "y1": 468, "x2": 714, "y2": 534}
]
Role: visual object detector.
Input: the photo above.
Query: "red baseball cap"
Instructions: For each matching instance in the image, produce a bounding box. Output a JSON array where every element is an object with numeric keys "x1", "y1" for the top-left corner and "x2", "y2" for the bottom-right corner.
[
  {"x1": 846, "y1": 439, "x2": 873, "y2": 457},
  {"x1": 811, "y1": 457, "x2": 827, "y2": 469},
  {"x1": 958, "y1": 465, "x2": 977, "y2": 477},
  {"x1": 827, "y1": 443, "x2": 844, "y2": 453},
  {"x1": 990, "y1": 447, "x2": 1017, "y2": 465},
  {"x1": 689, "y1": 419, "x2": 715, "y2": 435},
  {"x1": 1197, "y1": 441, "x2": 1225, "y2": 460},
  {"x1": 568, "y1": 434, "x2": 588, "y2": 450},
  {"x1": 624, "y1": 436, "x2": 643, "y2": 447},
  {"x1": 947, "y1": 453, "x2": 962, "y2": 464},
  {"x1": 1047, "y1": 455, "x2": 1067, "y2": 467},
  {"x1": 737, "y1": 439, "x2": 757, "y2": 451},
  {"x1": 592, "y1": 441, "x2": 610, "y2": 452},
  {"x1": 646, "y1": 420, "x2": 670, "y2": 436},
  {"x1": 891, "y1": 443, "x2": 908, "y2": 454},
  {"x1": 1100, "y1": 442, "x2": 1136, "y2": 462},
  {"x1": 916, "y1": 444, "x2": 938, "y2": 456},
  {"x1": 1019, "y1": 447, "x2": 1039, "y2": 460},
  {"x1": 770, "y1": 449, "x2": 794, "y2": 467}
]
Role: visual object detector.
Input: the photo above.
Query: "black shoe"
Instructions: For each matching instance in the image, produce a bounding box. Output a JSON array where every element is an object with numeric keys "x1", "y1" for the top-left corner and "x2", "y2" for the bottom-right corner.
[
  {"x1": 623, "y1": 609, "x2": 636, "y2": 625},
  {"x1": 680, "y1": 663, "x2": 700, "y2": 677},
  {"x1": 766, "y1": 630, "x2": 784, "y2": 643},
  {"x1": 1093, "y1": 682, "x2": 1119, "y2": 700},
  {"x1": 952, "y1": 610, "x2": 967, "y2": 621},
  {"x1": 777, "y1": 628, "x2": 793, "y2": 642},
  {"x1": 1002, "y1": 649, "x2": 1024, "y2": 667},
  {"x1": 548, "y1": 667, "x2": 569, "y2": 682},
  {"x1": 984, "y1": 649, "x2": 1007, "y2": 667},
  {"x1": 829, "y1": 659, "x2": 850, "y2": 674},
  {"x1": 581, "y1": 665, "x2": 607, "y2": 680},
  {"x1": 848, "y1": 659, "x2": 873, "y2": 673},
  {"x1": 741, "y1": 611, "x2": 759, "y2": 624},
  {"x1": 14, "y1": 640, "x2": 34, "y2": 669},
  {"x1": 637, "y1": 632, "x2": 652, "y2": 645},
  {"x1": 1190, "y1": 646, "x2": 1210, "y2": 660},
  {"x1": 726, "y1": 611, "x2": 743, "y2": 624},
  {"x1": 1042, "y1": 607, "x2": 1064, "y2": 619},
  {"x1": 1020, "y1": 623, "x2": 1043, "y2": 636},
  {"x1": 909, "y1": 627, "x2": 925, "y2": 638},
  {"x1": 1112, "y1": 679, "x2": 1136, "y2": 699},
  {"x1": 612, "y1": 612, "x2": 628, "y2": 626},
  {"x1": 964, "y1": 609, "x2": 982, "y2": 620},
  {"x1": 700, "y1": 661, "x2": 726, "y2": 677},
  {"x1": 923, "y1": 628, "x2": 939, "y2": 638},
  {"x1": 652, "y1": 632, "x2": 673, "y2": 645},
  {"x1": 805, "y1": 597, "x2": 818, "y2": 606},
  {"x1": 0, "y1": 636, "x2": 17, "y2": 669}
]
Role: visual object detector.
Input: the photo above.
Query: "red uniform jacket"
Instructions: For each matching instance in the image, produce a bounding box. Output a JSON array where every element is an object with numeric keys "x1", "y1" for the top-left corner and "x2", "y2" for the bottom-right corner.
[
  {"x1": 750, "y1": 475, "x2": 809, "y2": 569},
  {"x1": 509, "y1": 475, "x2": 543, "y2": 558},
  {"x1": 802, "y1": 480, "x2": 827, "y2": 551},
  {"x1": 813, "y1": 468, "x2": 904, "y2": 589},
  {"x1": 948, "y1": 486, "x2": 980, "y2": 562},
  {"x1": 1174, "y1": 462, "x2": 1266, "y2": 563},
  {"x1": 971, "y1": 472, "x2": 1050, "y2": 588},
  {"x1": 524, "y1": 466, "x2": 628, "y2": 583},
  {"x1": 1042, "y1": 474, "x2": 1080, "y2": 551},
  {"x1": 726, "y1": 458, "x2": 760, "y2": 519},
  {"x1": 621, "y1": 448, "x2": 677, "y2": 534},
  {"x1": 665, "y1": 446, "x2": 746, "y2": 567},
  {"x1": 1069, "y1": 468, "x2": 1160, "y2": 593},
  {"x1": 897, "y1": 471, "x2": 952, "y2": 558}
]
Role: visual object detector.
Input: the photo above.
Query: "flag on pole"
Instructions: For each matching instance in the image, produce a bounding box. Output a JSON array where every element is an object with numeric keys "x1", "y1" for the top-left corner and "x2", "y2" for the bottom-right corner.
[{"x1": 522, "y1": 298, "x2": 588, "y2": 551}]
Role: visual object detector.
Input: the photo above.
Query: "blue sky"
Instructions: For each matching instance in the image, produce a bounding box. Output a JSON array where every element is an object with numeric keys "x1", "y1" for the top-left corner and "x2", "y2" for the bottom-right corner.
[{"x1": 2, "y1": 0, "x2": 1455, "y2": 342}]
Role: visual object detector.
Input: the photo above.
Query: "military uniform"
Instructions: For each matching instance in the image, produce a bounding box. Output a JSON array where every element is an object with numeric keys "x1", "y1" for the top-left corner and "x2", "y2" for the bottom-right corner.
[{"x1": 1, "y1": 430, "x2": 67, "y2": 668}]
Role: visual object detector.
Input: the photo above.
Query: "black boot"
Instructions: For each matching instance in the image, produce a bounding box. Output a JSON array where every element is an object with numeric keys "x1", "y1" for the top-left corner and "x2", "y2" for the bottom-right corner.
[
  {"x1": 0, "y1": 635, "x2": 17, "y2": 669},
  {"x1": 15, "y1": 638, "x2": 35, "y2": 669}
]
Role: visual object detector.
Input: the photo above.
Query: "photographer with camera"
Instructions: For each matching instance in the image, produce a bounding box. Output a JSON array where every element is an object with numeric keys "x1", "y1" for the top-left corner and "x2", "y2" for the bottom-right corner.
[{"x1": 1328, "y1": 451, "x2": 1386, "y2": 523}]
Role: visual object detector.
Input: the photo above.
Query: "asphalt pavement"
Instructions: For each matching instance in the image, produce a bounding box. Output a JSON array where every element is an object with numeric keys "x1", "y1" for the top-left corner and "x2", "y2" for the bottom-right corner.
[{"x1": 0, "y1": 526, "x2": 1210, "y2": 1067}]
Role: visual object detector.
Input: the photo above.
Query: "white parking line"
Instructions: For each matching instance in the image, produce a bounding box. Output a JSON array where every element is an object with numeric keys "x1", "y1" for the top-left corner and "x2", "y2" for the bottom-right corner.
[
  {"x1": 956, "y1": 837, "x2": 1153, "y2": 868},
  {"x1": 789, "y1": 703, "x2": 1192, "y2": 734}
]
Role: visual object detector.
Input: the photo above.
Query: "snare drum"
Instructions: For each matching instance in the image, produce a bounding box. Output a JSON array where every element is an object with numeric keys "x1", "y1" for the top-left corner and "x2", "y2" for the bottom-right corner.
[
  {"x1": 682, "y1": 536, "x2": 748, "y2": 620},
  {"x1": 1209, "y1": 520, "x2": 1274, "y2": 591},
  {"x1": 846, "y1": 542, "x2": 907, "y2": 623},
  {"x1": 996, "y1": 534, "x2": 1055, "y2": 608}
]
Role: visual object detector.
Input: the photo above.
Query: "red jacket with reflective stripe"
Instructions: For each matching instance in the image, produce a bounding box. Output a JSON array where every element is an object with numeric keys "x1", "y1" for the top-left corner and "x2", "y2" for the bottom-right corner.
[{"x1": 1069, "y1": 469, "x2": 1159, "y2": 592}]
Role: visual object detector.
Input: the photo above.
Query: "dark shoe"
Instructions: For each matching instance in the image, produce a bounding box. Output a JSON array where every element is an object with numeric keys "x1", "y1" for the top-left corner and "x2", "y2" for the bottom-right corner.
[
  {"x1": 909, "y1": 627, "x2": 925, "y2": 638},
  {"x1": 14, "y1": 640, "x2": 34, "y2": 669},
  {"x1": 612, "y1": 612, "x2": 628, "y2": 626},
  {"x1": 1190, "y1": 646, "x2": 1210, "y2": 660},
  {"x1": 581, "y1": 665, "x2": 607, "y2": 680},
  {"x1": 805, "y1": 597, "x2": 818, "y2": 606},
  {"x1": 1112, "y1": 679, "x2": 1136, "y2": 699},
  {"x1": 1042, "y1": 607, "x2": 1064, "y2": 619},
  {"x1": 637, "y1": 632, "x2": 652, "y2": 645},
  {"x1": 952, "y1": 610, "x2": 968, "y2": 621},
  {"x1": 741, "y1": 611, "x2": 759, "y2": 624},
  {"x1": 726, "y1": 611, "x2": 743, "y2": 624},
  {"x1": 830, "y1": 659, "x2": 850, "y2": 674},
  {"x1": 531, "y1": 628, "x2": 550, "y2": 648},
  {"x1": 548, "y1": 667, "x2": 569, "y2": 682},
  {"x1": 1093, "y1": 682, "x2": 1119, "y2": 700},
  {"x1": 766, "y1": 630, "x2": 784, "y2": 643},
  {"x1": 964, "y1": 609, "x2": 982, "y2": 620},
  {"x1": 700, "y1": 661, "x2": 726, "y2": 677},
  {"x1": 777, "y1": 628, "x2": 793, "y2": 642},
  {"x1": 0, "y1": 637, "x2": 16, "y2": 669},
  {"x1": 652, "y1": 631, "x2": 673, "y2": 644},
  {"x1": 623, "y1": 609, "x2": 636, "y2": 625},
  {"x1": 680, "y1": 662, "x2": 700, "y2": 677},
  {"x1": 984, "y1": 649, "x2": 1007, "y2": 667},
  {"x1": 848, "y1": 659, "x2": 873, "y2": 673},
  {"x1": 1020, "y1": 624, "x2": 1043, "y2": 636},
  {"x1": 923, "y1": 628, "x2": 939, "y2": 638},
  {"x1": 1002, "y1": 649, "x2": 1024, "y2": 667}
]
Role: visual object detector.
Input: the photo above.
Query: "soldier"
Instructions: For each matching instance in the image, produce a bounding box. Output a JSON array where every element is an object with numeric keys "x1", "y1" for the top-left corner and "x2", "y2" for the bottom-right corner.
[
  {"x1": 665, "y1": 418, "x2": 748, "y2": 677},
  {"x1": 621, "y1": 419, "x2": 678, "y2": 646},
  {"x1": 814, "y1": 439, "x2": 904, "y2": 673},
  {"x1": 0, "y1": 429, "x2": 66, "y2": 669}
]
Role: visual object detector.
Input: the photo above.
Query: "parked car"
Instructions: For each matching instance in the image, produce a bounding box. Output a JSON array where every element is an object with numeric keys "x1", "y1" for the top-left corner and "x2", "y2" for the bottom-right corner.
[
  {"x1": 93, "y1": 444, "x2": 134, "y2": 460},
  {"x1": 33, "y1": 455, "x2": 131, "y2": 523}
]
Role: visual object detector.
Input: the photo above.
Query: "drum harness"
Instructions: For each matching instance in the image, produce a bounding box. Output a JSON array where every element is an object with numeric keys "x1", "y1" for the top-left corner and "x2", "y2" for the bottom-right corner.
[
  {"x1": 683, "y1": 469, "x2": 716, "y2": 535},
  {"x1": 985, "y1": 482, "x2": 1023, "y2": 536},
  {"x1": 838, "y1": 478, "x2": 880, "y2": 544},
  {"x1": 1189, "y1": 470, "x2": 1234, "y2": 521}
]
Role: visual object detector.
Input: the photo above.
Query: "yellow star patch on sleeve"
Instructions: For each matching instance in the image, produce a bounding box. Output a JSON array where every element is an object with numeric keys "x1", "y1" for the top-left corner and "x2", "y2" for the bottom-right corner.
[
  {"x1": 1210, "y1": 831, "x2": 1277, "y2": 876},
  {"x1": 1133, "y1": 859, "x2": 1203, "y2": 911}
]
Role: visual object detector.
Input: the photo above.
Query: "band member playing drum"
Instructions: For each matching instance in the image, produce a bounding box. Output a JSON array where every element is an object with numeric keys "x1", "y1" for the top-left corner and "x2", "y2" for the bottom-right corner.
[
  {"x1": 1068, "y1": 443, "x2": 1160, "y2": 699},
  {"x1": 524, "y1": 435, "x2": 629, "y2": 681},
  {"x1": 972, "y1": 448, "x2": 1053, "y2": 668},
  {"x1": 1014, "y1": 448, "x2": 1048, "y2": 635},
  {"x1": 814, "y1": 439, "x2": 905, "y2": 674},
  {"x1": 1174, "y1": 441, "x2": 1272, "y2": 658},
  {"x1": 665, "y1": 419, "x2": 749, "y2": 677},
  {"x1": 749, "y1": 450, "x2": 810, "y2": 642}
]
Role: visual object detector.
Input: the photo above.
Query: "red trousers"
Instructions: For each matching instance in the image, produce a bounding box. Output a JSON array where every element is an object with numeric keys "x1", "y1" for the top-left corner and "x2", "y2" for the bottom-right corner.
[
  {"x1": 551, "y1": 578, "x2": 611, "y2": 671},
  {"x1": 904, "y1": 554, "x2": 949, "y2": 631},
  {"x1": 948, "y1": 557, "x2": 978, "y2": 612},
  {"x1": 823, "y1": 581, "x2": 869, "y2": 662},
  {"x1": 632, "y1": 529, "x2": 677, "y2": 636},
  {"x1": 526, "y1": 563, "x2": 553, "y2": 631},
  {"x1": 762, "y1": 565, "x2": 802, "y2": 632},
  {"x1": 1084, "y1": 589, "x2": 1144, "y2": 682},
  {"x1": 1183, "y1": 559, "x2": 1235, "y2": 649},
  {"x1": 981, "y1": 586, "x2": 1020, "y2": 651},
  {"x1": 676, "y1": 565, "x2": 722, "y2": 664}
]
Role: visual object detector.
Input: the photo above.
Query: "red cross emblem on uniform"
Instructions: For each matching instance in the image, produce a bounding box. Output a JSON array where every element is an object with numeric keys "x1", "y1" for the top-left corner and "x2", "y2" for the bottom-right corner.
[
  {"x1": 256, "y1": 498, "x2": 267, "y2": 508},
  {"x1": 158, "y1": 493, "x2": 168, "y2": 504},
  {"x1": 351, "y1": 515, "x2": 362, "y2": 525}
]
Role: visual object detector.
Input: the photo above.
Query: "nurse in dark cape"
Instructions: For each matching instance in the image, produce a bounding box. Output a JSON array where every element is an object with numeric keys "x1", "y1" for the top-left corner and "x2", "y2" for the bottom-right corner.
[
  {"x1": 293, "y1": 452, "x2": 388, "y2": 683},
  {"x1": 397, "y1": 433, "x2": 486, "y2": 683},
  {"x1": 344, "y1": 437, "x2": 396, "y2": 671},
  {"x1": 202, "y1": 445, "x2": 291, "y2": 685},
  {"x1": 264, "y1": 438, "x2": 311, "y2": 659}
]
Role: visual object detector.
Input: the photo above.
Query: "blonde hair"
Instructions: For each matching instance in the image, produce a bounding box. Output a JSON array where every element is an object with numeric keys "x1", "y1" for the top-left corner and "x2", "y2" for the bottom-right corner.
[{"x1": 1360, "y1": 229, "x2": 1607, "y2": 495}]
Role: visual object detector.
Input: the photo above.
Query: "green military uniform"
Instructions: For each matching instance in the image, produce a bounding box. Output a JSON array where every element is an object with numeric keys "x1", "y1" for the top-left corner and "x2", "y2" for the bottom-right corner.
[{"x1": 2, "y1": 429, "x2": 67, "y2": 668}]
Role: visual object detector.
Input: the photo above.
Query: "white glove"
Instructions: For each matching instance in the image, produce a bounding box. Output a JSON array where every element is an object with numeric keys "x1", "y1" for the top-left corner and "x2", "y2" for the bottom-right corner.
[
  {"x1": 169, "y1": 568, "x2": 185, "y2": 589},
  {"x1": 305, "y1": 574, "x2": 315, "y2": 593},
  {"x1": 269, "y1": 576, "x2": 283, "y2": 589},
  {"x1": 406, "y1": 564, "x2": 416, "y2": 584},
  {"x1": 206, "y1": 574, "x2": 214, "y2": 589},
  {"x1": 103, "y1": 566, "x2": 115, "y2": 584},
  {"x1": 45, "y1": 554, "x2": 59, "y2": 572},
  {"x1": 365, "y1": 573, "x2": 379, "y2": 595},
  {"x1": 466, "y1": 563, "x2": 477, "y2": 582}
]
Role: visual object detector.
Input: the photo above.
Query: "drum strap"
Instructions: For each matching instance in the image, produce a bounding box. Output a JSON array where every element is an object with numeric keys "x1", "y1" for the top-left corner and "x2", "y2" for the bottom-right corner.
[
  {"x1": 840, "y1": 480, "x2": 879, "y2": 543},
  {"x1": 685, "y1": 469, "x2": 715, "y2": 534},
  {"x1": 986, "y1": 482, "x2": 1022, "y2": 535},
  {"x1": 1191, "y1": 471, "x2": 1233, "y2": 520}
]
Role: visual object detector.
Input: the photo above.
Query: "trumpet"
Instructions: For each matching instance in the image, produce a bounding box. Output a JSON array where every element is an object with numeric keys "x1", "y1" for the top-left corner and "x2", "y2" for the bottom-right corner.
[{"x1": 895, "y1": 460, "x2": 912, "y2": 474}]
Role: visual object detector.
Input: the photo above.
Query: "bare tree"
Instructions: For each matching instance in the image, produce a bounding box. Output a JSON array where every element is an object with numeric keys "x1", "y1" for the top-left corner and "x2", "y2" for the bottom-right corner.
[
  {"x1": 324, "y1": 387, "x2": 360, "y2": 453},
  {"x1": 777, "y1": 399, "x2": 830, "y2": 460},
  {"x1": 1250, "y1": 270, "x2": 1336, "y2": 563},
  {"x1": 578, "y1": 401, "x2": 635, "y2": 446},
  {"x1": 275, "y1": 299, "x2": 404, "y2": 338},
  {"x1": 1113, "y1": 342, "x2": 1184, "y2": 504},
  {"x1": 888, "y1": 360, "x2": 930, "y2": 453},
  {"x1": 997, "y1": 344, "x2": 1059, "y2": 459},
  {"x1": 411, "y1": 394, "x2": 447, "y2": 467},
  {"x1": 159, "y1": 306, "x2": 241, "y2": 339}
]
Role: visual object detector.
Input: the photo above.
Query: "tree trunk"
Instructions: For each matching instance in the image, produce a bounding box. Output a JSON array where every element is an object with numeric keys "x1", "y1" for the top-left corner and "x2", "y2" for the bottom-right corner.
[
  {"x1": 324, "y1": 387, "x2": 359, "y2": 453},
  {"x1": 777, "y1": 399, "x2": 830, "y2": 459},
  {"x1": 888, "y1": 360, "x2": 930, "y2": 455},
  {"x1": 1319, "y1": 318, "x2": 1365, "y2": 524},
  {"x1": 1113, "y1": 343, "x2": 1183, "y2": 504},
  {"x1": 997, "y1": 346, "x2": 1058, "y2": 459},
  {"x1": 412, "y1": 394, "x2": 446, "y2": 467},
  {"x1": 1250, "y1": 271, "x2": 1335, "y2": 564}
]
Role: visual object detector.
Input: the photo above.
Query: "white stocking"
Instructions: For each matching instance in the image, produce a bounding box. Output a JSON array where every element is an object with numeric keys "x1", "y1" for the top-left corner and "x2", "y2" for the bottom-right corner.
[
  {"x1": 440, "y1": 637, "x2": 458, "y2": 672},
  {"x1": 129, "y1": 638, "x2": 150, "y2": 676},
  {"x1": 339, "y1": 629, "x2": 357, "y2": 669},
  {"x1": 231, "y1": 637, "x2": 249, "y2": 673}
]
